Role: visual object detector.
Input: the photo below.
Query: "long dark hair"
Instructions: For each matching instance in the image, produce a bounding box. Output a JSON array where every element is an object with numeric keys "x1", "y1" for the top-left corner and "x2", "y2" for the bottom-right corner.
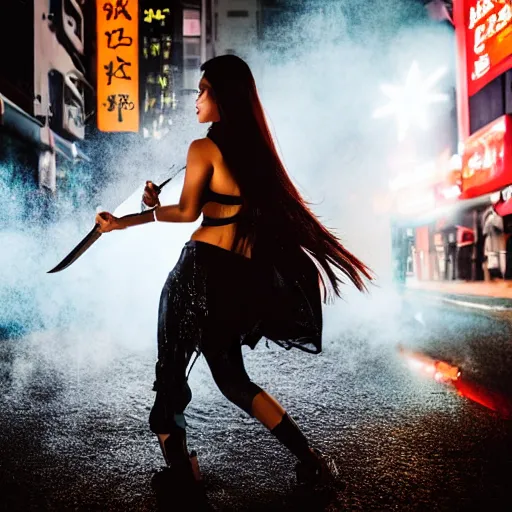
[{"x1": 200, "y1": 55, "x2": 373, "y2": 300}]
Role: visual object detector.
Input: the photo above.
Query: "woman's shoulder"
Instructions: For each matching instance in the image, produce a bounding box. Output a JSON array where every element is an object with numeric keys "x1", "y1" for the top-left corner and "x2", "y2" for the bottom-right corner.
[
  {"x1": 189, "y1": 136, "x2": 219, "y2": 150},
  {"x1": 189, "y1": 137, "x2": 222, "y2": 158}
]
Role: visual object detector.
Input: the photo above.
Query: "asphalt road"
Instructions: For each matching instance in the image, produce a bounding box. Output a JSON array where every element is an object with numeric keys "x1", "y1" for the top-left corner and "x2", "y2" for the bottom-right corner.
[{"x1": 1, "y1": 292, "x2": 511, "y2": 511}]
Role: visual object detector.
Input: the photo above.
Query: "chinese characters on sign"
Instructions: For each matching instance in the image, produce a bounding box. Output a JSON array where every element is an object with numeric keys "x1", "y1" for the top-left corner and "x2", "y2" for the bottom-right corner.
[
  {"x1": 105, "y1": 94, "x2": 135, "y2": 122},
  {"x1": 461, "y1": 115, "x2": 512, "y2": 198},
  {"x1": 97, "y1": 0, "x2": 139, "y2": 131},
  {"x1": 465, "y1": 0, "x2": 512, "y2": 96},
  {"x1": 144, "y1": 8, "x2": 170, "y2": 24}
]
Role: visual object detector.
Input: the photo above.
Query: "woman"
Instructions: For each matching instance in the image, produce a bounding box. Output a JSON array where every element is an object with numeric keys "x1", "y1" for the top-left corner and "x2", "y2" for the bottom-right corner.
[{"x1": 96, "y1": 55, "x2": 373, "y2": 489}]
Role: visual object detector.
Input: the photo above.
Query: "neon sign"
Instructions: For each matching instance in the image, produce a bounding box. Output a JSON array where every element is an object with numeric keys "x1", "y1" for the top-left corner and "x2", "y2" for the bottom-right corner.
[
  {"x1": 465, "y1": 0, "x2": 512, "y2": 96},
  {"x1": 144, "y1": 8, "x2": 170, "y2": 23},
  {"x1": 97, "y1": 0, "x2": 139, "y2": 132},
  {"x1": 461, "y1": 115, "x2": 512, "y2": 198}
]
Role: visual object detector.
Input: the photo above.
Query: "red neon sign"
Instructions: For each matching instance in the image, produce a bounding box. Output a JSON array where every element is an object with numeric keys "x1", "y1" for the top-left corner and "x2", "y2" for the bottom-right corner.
[
  {"x1": 465, "y1": 0, "x2": 512, "y2": 96},
  {"x1": 460, "y1": 114, "x2": 512, "y2": 197}
]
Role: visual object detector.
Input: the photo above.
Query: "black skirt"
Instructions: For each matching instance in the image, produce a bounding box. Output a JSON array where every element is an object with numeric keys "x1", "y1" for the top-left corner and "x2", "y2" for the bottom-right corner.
[{"x1": 156, "y1": 240, "x2": 322, "y2": 367}]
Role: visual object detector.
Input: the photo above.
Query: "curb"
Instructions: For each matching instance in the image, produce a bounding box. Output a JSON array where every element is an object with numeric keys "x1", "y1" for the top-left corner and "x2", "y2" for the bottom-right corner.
[
  {"x1": 438, "y1": 297, "x2": 512, "y2": 311},
  {"x1": 404, "y1": 288, "x2": 512, "y2": 312}
]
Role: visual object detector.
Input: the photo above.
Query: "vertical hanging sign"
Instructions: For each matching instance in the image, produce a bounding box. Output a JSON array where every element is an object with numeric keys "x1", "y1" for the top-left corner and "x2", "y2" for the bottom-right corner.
[{"x1": 97, "y1": 0, "x2": 139, "y2": 132}]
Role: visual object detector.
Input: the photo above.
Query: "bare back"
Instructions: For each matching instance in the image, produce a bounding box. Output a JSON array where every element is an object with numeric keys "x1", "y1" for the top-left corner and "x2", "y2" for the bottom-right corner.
[{"x1": 190, "y1": 138, "x2": 252, "y2": 258}]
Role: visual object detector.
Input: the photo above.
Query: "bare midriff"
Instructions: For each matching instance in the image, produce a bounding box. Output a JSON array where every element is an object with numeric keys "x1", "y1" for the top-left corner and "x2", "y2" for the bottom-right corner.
[{"x1": 190, "y1": 211, "x2": 252, "y2": 259}]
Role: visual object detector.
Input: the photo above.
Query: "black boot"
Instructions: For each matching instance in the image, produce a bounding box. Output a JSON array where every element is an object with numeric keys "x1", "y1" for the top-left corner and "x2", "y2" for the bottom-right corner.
[
  {"x1": 151, "y1": 452, "x2": 210, "y2": 511},
  {"x1": 295, "y1": 448, "x2": 340, "y2": 487},
  {"x1": 151, "y1": 452, "x2": 200, "y2": 487},
  {"x1": 152, "y1": 427, "x2": 198, "y2": 493},
  {"x1": 163, "y1": 426, "x2": 190, "y2": 466},
  {"x1": 270, "y1": 413, "x2": 319, "y2": 466}
]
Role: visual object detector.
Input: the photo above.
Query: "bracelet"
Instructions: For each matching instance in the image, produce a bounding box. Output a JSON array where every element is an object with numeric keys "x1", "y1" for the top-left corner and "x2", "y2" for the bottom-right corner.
[{"x1": 153, "y1": 208, "x2": 158, "y2": 222}]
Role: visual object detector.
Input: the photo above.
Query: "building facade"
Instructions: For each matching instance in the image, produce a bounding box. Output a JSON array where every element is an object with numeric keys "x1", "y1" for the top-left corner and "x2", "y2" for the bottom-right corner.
[
  {"x1": 390, "y1": 0, "x2": 512, "y2": 284},
  {"x1": 212, "y1": 0, "x2": 260, "y2": 60},
  {"x1": 0, "y1": 0, "x2": 91, "y2": 221},
  {"x1": 139, "y1": 0, "x2": 202, "y2": 139},
  {"x1": 1, "y1": 0, "x2": 343, "y2": 223},
  {"x1": 0, "y1": 1, "x2": 211, "y2": 219}
]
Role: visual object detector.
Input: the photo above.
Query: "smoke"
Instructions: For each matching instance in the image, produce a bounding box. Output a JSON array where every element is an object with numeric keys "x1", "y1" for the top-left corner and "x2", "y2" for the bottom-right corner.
[
  {"x1": 1, "y1": 0, "x2": 454, "y2": 386},
  {"x1": 242, "y1": 0, "x2": 455, "y2": 340}
]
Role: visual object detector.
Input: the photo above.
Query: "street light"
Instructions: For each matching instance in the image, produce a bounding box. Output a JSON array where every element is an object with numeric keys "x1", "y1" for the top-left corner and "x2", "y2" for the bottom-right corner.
[{"x1": 373, "y1": 61, "x2": 449, "y2": 142}]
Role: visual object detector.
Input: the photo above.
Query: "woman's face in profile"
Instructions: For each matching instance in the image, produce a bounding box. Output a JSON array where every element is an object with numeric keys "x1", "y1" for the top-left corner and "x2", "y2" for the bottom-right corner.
[{"x1": 196, "y1": 77, "x2": 220, "y2": 124}]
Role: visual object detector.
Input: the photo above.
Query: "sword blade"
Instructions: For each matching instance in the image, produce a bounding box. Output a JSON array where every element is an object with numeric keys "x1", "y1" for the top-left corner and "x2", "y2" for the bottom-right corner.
[
  {"x1": 47, "y1": 224, "x2": 102, "y2": 273},
  {"x1": 47, "y1": 165, "x2": 186, "y2": 274}
]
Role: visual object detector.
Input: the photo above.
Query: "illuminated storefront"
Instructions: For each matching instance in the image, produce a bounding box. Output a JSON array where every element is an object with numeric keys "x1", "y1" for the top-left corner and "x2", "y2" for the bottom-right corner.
[
  {"x1": 420, "y1": 0, "x2": 512, "y2": 281},
  {"x1": 389, "y1": 149, "x2": 471, "y2": 283},
  {"x1": 390, "y1": 157, "x2": 449, "y2": 282},
  {"x1": 458, "y1": 114, "x2": 512, "y2": 278}
]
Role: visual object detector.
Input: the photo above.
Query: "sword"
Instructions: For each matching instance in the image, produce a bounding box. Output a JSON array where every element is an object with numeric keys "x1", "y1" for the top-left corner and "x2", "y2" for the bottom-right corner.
[{"x1": 47, "y1": 166, "x2": 185, "y2": 274}]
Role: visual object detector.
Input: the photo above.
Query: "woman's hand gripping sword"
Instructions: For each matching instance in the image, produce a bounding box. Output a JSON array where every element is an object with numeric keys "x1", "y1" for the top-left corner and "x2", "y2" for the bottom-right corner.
[{"x1": 47, "y1": 167, "x2": 185, "y2": 274}]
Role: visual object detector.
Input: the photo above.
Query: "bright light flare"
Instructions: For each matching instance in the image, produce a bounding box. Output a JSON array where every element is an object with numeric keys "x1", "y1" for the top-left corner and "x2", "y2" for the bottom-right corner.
[
  {"x1": 399, "y1": 346, "x2": 512, "y2": 419},
  {"x1": 440, "y1": 185, "x2": 462, "y2": 200},
  {"x1": 373, "y1": 61, "x2": 449, "y2": 141},
  {"x1": 399, "y1": 345, "x2": 460, "y2": 383}
]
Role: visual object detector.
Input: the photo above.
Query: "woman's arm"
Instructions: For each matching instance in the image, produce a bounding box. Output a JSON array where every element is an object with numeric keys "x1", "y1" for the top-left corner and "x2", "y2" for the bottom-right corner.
[{"x1": 96, "y1": 139, "x2": 212, "y2": 233}]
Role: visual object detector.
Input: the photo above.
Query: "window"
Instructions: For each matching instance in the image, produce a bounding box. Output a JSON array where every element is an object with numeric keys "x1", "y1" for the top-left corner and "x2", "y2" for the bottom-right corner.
[
  {"x1": 469, "y1": 74, "x2": 504, "y2": 134},
  {"x1": 183, "y1": 9, "x2": 200, "y2": 36},
  {"x1": 49, "y1": 0, "x2": 85, "y2": 55}
]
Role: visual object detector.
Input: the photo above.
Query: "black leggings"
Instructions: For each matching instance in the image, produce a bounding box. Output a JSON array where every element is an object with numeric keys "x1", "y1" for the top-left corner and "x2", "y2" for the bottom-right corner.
[{"x1": 149, "y1": 340, "x2": 262, "y2": 434}]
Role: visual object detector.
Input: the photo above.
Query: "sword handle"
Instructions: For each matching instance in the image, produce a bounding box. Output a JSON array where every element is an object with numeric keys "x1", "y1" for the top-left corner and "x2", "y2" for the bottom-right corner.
[
  {"x1": 141, "y1": 166, "x2": 186, "y2": 210},
  {"x1": 155, "y1": 176, "x2": 172, "y2": 191},
  {"x1": 154, "y1": 165, "x2": 186, "y2": 192}
]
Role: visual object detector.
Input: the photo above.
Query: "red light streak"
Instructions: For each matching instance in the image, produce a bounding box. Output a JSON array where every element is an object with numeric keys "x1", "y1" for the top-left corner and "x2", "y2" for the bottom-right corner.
[
  {"x1": 453, "y1": 379, "x2": 512, "y2": 419},
  {"x1": 398, "y1": 345, "x2": 511, "y2": 419}
]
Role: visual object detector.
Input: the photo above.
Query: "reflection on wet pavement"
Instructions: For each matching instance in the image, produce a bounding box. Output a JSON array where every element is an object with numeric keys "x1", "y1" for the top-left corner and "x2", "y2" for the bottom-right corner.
[{"x1": 1, "y1": 299, "x2": 512, "y2": 510}]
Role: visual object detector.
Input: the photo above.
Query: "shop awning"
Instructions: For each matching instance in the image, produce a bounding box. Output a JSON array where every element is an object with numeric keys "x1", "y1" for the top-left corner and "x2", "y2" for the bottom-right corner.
[
  {"x1": 1, "y1": 93, "x2": 90, "y2": 163},
  {"x1": 494, "y1": 198, "x2": 512, "y2": 217},
  {"x1": 392, "y1": 193, "x2": 493, "y2": 228},
  {"x1": 52, "y1": 131, "x2": 91, "y2": 162},
  {"x1": 0, "y1": 93, "x2": 44, "y2": 147}
]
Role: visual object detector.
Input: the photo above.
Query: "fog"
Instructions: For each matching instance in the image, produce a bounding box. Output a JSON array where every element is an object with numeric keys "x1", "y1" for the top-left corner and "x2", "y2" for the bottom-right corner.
[{"x1": 1, "y1": 0, "x2": 455, "y2": 385}]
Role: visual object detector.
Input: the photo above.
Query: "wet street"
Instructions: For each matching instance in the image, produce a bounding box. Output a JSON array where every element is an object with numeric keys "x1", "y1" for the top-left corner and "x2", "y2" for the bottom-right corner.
[{"x1": 1, "y1": 290, "x2": 511, "y2": 511}]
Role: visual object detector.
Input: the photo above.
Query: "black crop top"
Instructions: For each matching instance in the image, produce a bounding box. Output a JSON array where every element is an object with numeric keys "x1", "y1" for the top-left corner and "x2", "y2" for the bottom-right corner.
[
  {"x1": 202, "y1": 187, "x2": 243, "y2": 227},
  {"x1": 203, "y1": 188, "x2": 243, "y2": 206}
]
